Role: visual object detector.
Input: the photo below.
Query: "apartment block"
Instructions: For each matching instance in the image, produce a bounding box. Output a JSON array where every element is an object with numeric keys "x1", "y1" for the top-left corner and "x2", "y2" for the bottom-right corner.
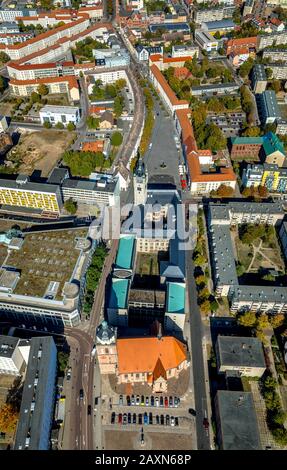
[
  {"x1": 258, "y1": 31, "x2": 287, "y2": 50},
  {"x1": 9, "y1": 76, "x2": 80, "y2": 102},
  {"x1": 195, "y1": 29, "x2": 219, "y2": 52},
  {"x1": 256, "y1": 90, "x2": 281, "y2": 125},
  {"x1": 267, "y1": 63, "x2": 287, "y2": 80},
  {"x1": 242, "y1": 163, "x2": 287, "y2": 193},
  {"x1": 171, "y1": 44, "x2": 199, "y2": 58},
  {"x1": 251, "y1": 64, "x2": 267, "y2": 94},
  {"x1": 263, "y1": 48, "x2": 287, "y2": 62},
  {"x1": 61, "y1": 174, "x2": 120, "y2": 207},
  {"x1": 0, "y1": 336, "x2": 30, "y2": 376},
  {"x1": 39, "y1": 105, "x2": 80, "y2": 127}
]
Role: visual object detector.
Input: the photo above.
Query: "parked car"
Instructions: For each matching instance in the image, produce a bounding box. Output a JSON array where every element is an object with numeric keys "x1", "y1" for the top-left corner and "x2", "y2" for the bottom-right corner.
[
  {"x1": 175, "y1": 417, "x2": 179, "y2": 426},
  {"x1": 87, "y1": 405, "x2": 92, "y2": 415},
  {"x1": 164, "y1": 397, "x2": 168, "y2": 408},
  {"x1": 150, "y1": 396, "x2": 154, "y2": 407},
  {"x1": 144, "y1": 412, "x2": 148, "y2": 425},
  {"x1": 141, "y1": 395, "x2": 145, "y2": 406},
  {"x1": 123, "y1": 413, "x2": 128, "y2": 425},
  {"x1": 156, "y1": 415, "x2": 160, "y2": 425},
  {"x1": 79, "y1": 389, "x2": 84, "y2": 400},
  {"x1": 136, "y1": 395, "x2": 140, "y2": 406},
  {"x1": 128, "y1": 413, "x2": 131, "y2": 424},
  {"x1": 127, "y1": 395, "x2": 131, "y2": 406},
  {"x1": 111, "y1": 412, "x2": 116, "y2": 424},
  {"x1": 160, "y1": 414, "x2": 165, "y2": 425},
  {"x1": 149, "y1": 412, "x2": 153, "y2": 425},
  {"x1": 66, "y1": 367, "x2": 71, "y2": 381},
  {"x1": 160, "y1": 396, "x2": 164, "y2": 407},
  {"x1": 169, "y1": 397, "x2": 173, "y2": 407},
  {"x1": 119, "y1": 395, "x2": 123, "y2": 405},
  {"x1": 131, "y1": 395, "x2": 135, "y2": 406},
  {"x1": 138, "y1": 414, "x2": 142, "y2": 425},
  {"x1": 166, "y1": 415, "x2": 170, "y2": 426},
  {"x1": 174, "y1": 397, "x2": 179, "y2": 408},
  {"x1": 145, "y1": 397, "x2": 149, "y2": 406},
  {"x1": 170, "y1": 416, "x2": 175, "y2": 427},
  {"x1": 118, "y1": 413, "x2": 123, "y2": 424},
  {"x1": 155, "y1": 397, "x2": 159, "y2": 407},
  {"x1": 189, "y1": 408, "x2": 196, "y2": 416},
  {"x1": 133, "y1": 413, "x2": 137, "y2": 424}
]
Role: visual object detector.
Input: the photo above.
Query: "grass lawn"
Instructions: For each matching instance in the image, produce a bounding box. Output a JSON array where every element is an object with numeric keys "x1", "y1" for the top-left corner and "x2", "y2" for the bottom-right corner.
[{"x1": 135, "y1": 253, "x2": 159, "y2": 276}]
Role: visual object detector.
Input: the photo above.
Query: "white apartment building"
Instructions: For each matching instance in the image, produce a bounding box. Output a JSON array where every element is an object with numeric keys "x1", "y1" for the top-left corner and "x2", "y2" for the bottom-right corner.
[
  {"x1": 87, "y1": 68, "x2": 128, "y2": 93},
  {"x1": 61, "y1": 174, "x2": 120, "y2": 207},
  {"x1": 195, "y1": 29, "x2": 219, "y2": 52},
  {"x1": 0, "y1": 9, "x2": 37, "y2": 22},
  {"x1": 10, "y1": 77, "x2": 80, "y2": 102},
  {"x1": 39, "y1": 105, "x2": 80, "y2": 127},
  {"x1": 258, "y1": 31, "x2": 287, "y2": 50},
  {"x1": 7, "y1": 61, "x2": 75, "y2": 81},
  {"x1": 0, "y1": 336, "x2": 30, "y2": 376},
  {"x1": 171, "y1": 44, "x2": 199, "y2": 58}
]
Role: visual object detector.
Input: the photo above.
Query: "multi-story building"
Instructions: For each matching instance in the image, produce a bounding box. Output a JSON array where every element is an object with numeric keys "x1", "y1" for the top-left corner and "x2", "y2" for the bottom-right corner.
[
  {"x1": 256, "y1": 90, "x2": 281, "y2": 126},
  {"x1": 258, "y1": 31, "x2": 287, "y2": 50},
  {"x1": 226, "y1": 36, "x2": 257, "y2": 55},
  {"x1": 9, "y1": 76, "x2": 80, "y2": 102},
  {"x1": 194, "y1": 29, "x2": 219, "y2": 52},
  {"x1": 171, "y1": 44, "x2": 199, "y2": 58},
  {"x1": 0, "y1": 175, "x2": 62, "y2": 214},
  {"x1": 87, "y1": 68, "x2": 128, "y2": 90},
  {"x1": 230, "y1": 132, "x2": 286, "y2": 165},
  {"x1": 276, "y1": 118, "x2": 287, "y2": 136},
  {"x1": 14, "y1": 336, "x2": 57, "y2": 450},
  {"x1": 0, "y1": 336, "x2": 30, "y2": 376},
  {"x1": 201, "y1": 19, "x2": 235, "y2": 35},
  {"x1": 215, "y1": 391, "x2": 262, "y2": 450},
  {"x1": 7, "y1": 61, "x2": 75, "y2": 81},
  {"x1": 191, "y1": 82, "x2": 239, "y2": 97},
  {"x1": 135, "y1": 45, "x2": 163, "y2": 61},
  {"x1": 61, "y1": 173, "x2": 120, "y2": 207},
  {"x1": 263, "y1": 48, "x2": 287, "y2": 63},
  {"x1": 251, "y1": 64, "x2": 267, "y2": 94},
  {"x1": 266, "y1": 63, "x2": 287, "y2": 80},
  {"x1": 93, "y1": 48, "x2": 130, "y2": 68},
  {"x1": 0, "y1": 8, "x2": 37, "y2": 22},
  {"x1": 0, "y1": 32, "x2": 34, "y2": 45},
  {"x1": 207, "y1": 112, "x2": 246, "y2": 137},
  {"x1": 243, "y1": 0, "x2": 254, "y2": 16},
  {"x1": 193, "y1": 5, "x2": 235, "y2": 25},
  {"x1": 215, "y1": 335, "x2": 266, "y2": 377},
  {"x1": 39, "y1": 105, "x2": 80, "y2": 127},
  {"x1": 242, "y1": 163, "x2": 287, "y2": 193}
]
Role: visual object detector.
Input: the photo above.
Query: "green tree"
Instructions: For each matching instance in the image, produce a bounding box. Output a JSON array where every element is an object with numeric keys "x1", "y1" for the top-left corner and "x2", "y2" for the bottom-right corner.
[
  {"x1": 237, "y1": 311, "x2": 257, "y2": 327},
  {"x1": 242, "y1": 126, "x2": 261, "y2": 137},
  {"x1": 67, "y1": 122, "x2": 76, "y2": 131},
  {"x1": 57, "y1": 351, "x2": 69, "y2": 373},
  {"x1": 256, "y1": 313, "x2": 270, "y2": 330},
  {"x1": 111, "y1": 131, "x2": 123, "y2": 147},
  {"x1": 63, "y1": 150, "x2": 105, "y2": 176},
  {"x1": 43, "y1": 121, "x2": 52, "y2": 129},
  {"x1": 214, "y1": 31, "x2": 221, "y2": 40},
  {"x1": 86, "y1": 116, "x2": 100, "y2": 129},
  {"x1": 64, "y1": 198, "x2": 77, "y2": 214},
  {"x1": 0, "y1": 51, "x2": 10, "y2": 64},
  {"x1": 200, "y1": 300, "x2": 210, "y2": 314},
  {"x1": 37, "y1": 83, "x2": 49, "y2": 96},
  {"x1": 269, "y1": 314, "x2": 285, "y2": 329},
  {"x1": 268, "y1": 80, "x2": 281, "y2": 94},
  {"x1": 0, "y1": 76, "x2": 6, "y2": 93},
  {"x1": 113, "y1": 96, "x2": 124, "y2": 118},
  {"x1": 30, "y1": 91, "x2": 41, "y2": 103},
  {"x1": 55, "y1": 121, "x2": 64, "y2": 129},
  {"x1": 239, "y1": 58, "x2": 254, "y2": 78}
]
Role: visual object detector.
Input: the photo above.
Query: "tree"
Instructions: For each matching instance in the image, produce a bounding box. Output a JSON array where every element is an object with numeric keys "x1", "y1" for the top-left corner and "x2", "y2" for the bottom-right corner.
[
  {"x1": 55, "y1": 121, "x2": 64, "y2": 129},
  {"x1": 111, "y1": 131, "x2": 123, "y2": 147},
  {"x1": 193, "y1": 253, "x2": 206, "y2": 266},
  {"x1": 64, "y1": 198, "x2": 77, "y2": 214},
  {"x1": 239, "y1": 57, "x2": 254, "y2": 78},
  {"x1": 0, "y1": 51, "x2": 10, "y2": 64},
  {"x1": 30, "y1": 92, "x2": 41, "y2": 103},
  {"x1": 113, "y1": 95, "x2": 124, "y2": 118},
  {"x1": 258, "y1": 185, "x2": 268, "y2": 198},
  {"x1": 115, "y1": 79, "x2": 126, "y2": 91},
  {"x1": 86, "y1": 116, "x2": 100, "y2": 129},
  {"x1": 269, "y1": 314, "x2": 285, "y2": 329},
  {"x1": 63, "y1": 150, "x2": 105, "y2": 176},
  {"x1": 43, "y1": 121, "x2": 52, "y2": 129},
  {"x1": 265, "y1": 68, "x2": 273, "y2": 80},
  {"x1": 0, "y1": 76, "x2": 6, "y2": 93},
  {"x1": 256, "y1": 313, "x2": 270, "y2": 330},
  {"x1": 57, "y1": 351, "x2": 69, "y2": 373},
  {"x1": 237, "y1": 311, "x2": 257, "y2": 327},
  {"x1": 67, "y1": 122, "x2": 76, "y2": 131},
  {"x1": 211, "y1": 184, "x2": 234, "y2": 198},
  {"x1": 195, "y1": 275, "x2": 206, "y2": 286},
  {"x1": 214, "y1": 31, "x2": 221, "y2": 40},
  {"x1": 198, "y1": 287, "x2": 210, "y2": 301},
  {"x1": 37, "y1": 83, "x2": 49, "y2": 96},
  {"x1": 0, "y1": 404, "x2": 18, "y2": 433},
  {"x1": 200, "y1": 300, "x2": 210, "y2": 315},
  {"x1": 268, "y1": 80, "x2": 281, "y2": 94},
  {"x1": 242, "y1": 126, "x2": 261, "y2": 137}
]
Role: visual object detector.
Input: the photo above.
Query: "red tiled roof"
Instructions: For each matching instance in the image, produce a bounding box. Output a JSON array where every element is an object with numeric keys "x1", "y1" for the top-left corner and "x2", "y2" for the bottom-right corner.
[
  {"x1": 150, "y1": 64, "x2": 188, "y2": 107},
  {"x1": 10, "y1": 75, "x2": 79, "y2": 90}
]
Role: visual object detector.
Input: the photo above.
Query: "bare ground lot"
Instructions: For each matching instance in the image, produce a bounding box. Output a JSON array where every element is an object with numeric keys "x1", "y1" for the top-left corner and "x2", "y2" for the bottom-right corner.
[
  {"x1": 104, "y1": 430, "x2": 192, "y2": 450},
  {"x1": 7, "y1": 130, "x2": 76, "y2": 176}
]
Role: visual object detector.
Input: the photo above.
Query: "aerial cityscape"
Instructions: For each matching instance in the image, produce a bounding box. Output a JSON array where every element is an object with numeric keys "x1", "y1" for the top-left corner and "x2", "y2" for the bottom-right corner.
[{"x1": 0, "y1": 0, "x2": 287, "y2": 455}]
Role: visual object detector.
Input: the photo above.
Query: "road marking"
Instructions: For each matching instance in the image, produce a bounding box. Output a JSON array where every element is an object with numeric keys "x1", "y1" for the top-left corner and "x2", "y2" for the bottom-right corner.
[{"x1": 83, "y1": 436, "x2": 86, "y2": 447}]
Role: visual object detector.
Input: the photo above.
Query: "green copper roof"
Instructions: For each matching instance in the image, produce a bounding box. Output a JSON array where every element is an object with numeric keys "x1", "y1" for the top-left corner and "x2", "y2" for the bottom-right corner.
[
  {"x1": 230, "y1": 136, "x2": 263, "y2": 145},
  {"x1": 262, "y1": 132, "x2": 285, "y2": 157},
  {"x1": 108, "y1": 278, "x2": 130, "y2": 309},
  {"x1": 167, "y1": 282, "x2": 185, "y2": 314},
  {"x1": 115, "y1": 235, "x2": 135, "y2": 270}
]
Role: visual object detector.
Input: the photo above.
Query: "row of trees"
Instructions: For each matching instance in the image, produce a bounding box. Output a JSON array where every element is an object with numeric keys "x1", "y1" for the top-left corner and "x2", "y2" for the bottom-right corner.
[
  {"x1": 192, "y1": 102, "x2": 227, "y2": 152},
  {"x1": 261, "y1": 372, "x2": 287, "y2": 445},
  {"x1": 139, "y1": 87, "x2": 154, "y2": 155},
  {"x1": 242, "y1": 185, "x2": 268, "y2": 200},
  {"x1": 239, "y1": 85, "x2": 254, "y2": 125},
  {"x1": 83, "y1": 244, "x2": 108, "y2": 315},
  {"x1": 43, "y1": 121, "x2": 75, "y2": 131},
  {"x1": 239, "y1": 223, "x2": 274, "y2": 245},
  {"x1": 210, "y1": 184, "x2": 235, "y2": 198},
  {"x1": 207, "y1": 96, "x2": 241, "y2": 113}
]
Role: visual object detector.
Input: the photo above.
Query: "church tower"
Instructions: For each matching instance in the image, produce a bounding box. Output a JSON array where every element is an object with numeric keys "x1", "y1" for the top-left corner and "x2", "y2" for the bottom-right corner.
[
  {"x1": 133, "y1": 157, "x2": 148, "y2": 206},
  {"x1": 96, "y1": 321, "x2": 118, "y2": 374}
]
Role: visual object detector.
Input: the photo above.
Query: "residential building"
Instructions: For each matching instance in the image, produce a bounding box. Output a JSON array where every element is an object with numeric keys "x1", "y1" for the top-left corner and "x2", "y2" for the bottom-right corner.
[
  {"x1": 171, "y1": 44, "x2": 199, "y2": 58},
  {"x1": 0, "y1": 9, "x2": 37, "y2": 22},
  {"x1": 215, "y1": 335, "x2": 266, "y2": 377},
  {"x1": 230, "y1": 285, "x2": 287, "y2": 314},
  {"x1": 9, "y1": 76, "x2": 80, "y2": 102},
  {"x1": 266, "y1": 63, "x2": 287, "y2": 80},
  {"x1": 0, "y1": 115, "x2": 9, "y2": 133},
  {"x1": 135, "y1": 45, "x2": 163, "y2": 61},
  {"x1": 99, "y1": 111, "x2": 114, "y2": 129},
  {"x1": 228, "y1": 47, "x2": 253, "y2": 68},
  {"x1": 149, "y1": 23, "x2": 190, "y2": 36},
  {"x1": 276, "y1": 118, "x2": 287, "y2": 136},
  {"x1": 226, "y1": 36, "x2": 257, "y2": 55},
  {"x1": 0, "y1": 175, "x2": 62, "y2": 215},
  {"x1": 194, "y1": 5, "x2": 235, "y2": 25},
  {"x1": 39, "y1": 105, "x2": 80, "y2": 127},
  {"x1": 243, "y1": 0, "x2": 254, "y2": 16},
  {"x1": 194, "y1": 29, "x2": 219, "y2": 52},
  {"x1": 263, "y1": 48, "x2": 287, "y2": 63},
  {"x1": 7, "y1": 61, "x2": 75, "y2": 81},
  {"x1": 0, "y1": 336, "x2": 30, "y2": 376},
  {"x1": 215, "y1": 391, "x2": 262, "y2": 450},
  {"x1": 201, "y1": 19, "x2": 235, "y2": 35},
  {"x1": 230, "y1": 132, "x2": 286, "y2": 165},
  {"x1": 87, "y1": 68, "x2": 128, "y2": 91},
  {"x1": 251, "y1": 64, "x2": 267, "y2": 94},
  {"x1": 14, "y1": 337, "x2": 57, "y2": 450},
  {"x1": 256, "y1": 90, "x2": 281, "y2": 126},
  {"x1": 0, "y1": 22, "x2": 19, "y2": 34},
  {"x1": 93, "y1": 48, "x2": 130, "y2": 68},
  {"x1": 191, "y1": 82, "x2": 239, "y2": 97},
  {"x1": 242, "y1": 163, "x2": 287, "y2": 193},
  {"x1": 207, "y1": 112, "x2": 246, "y2": 137},
  {"x1": 258, "y1": 31, "x2": 287, "y2": 50}
]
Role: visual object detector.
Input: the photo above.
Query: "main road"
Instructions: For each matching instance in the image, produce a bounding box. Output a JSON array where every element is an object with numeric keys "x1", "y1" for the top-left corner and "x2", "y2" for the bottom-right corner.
[{"x1": 63, "y1": 238, "x2": 118, "y2": 450}]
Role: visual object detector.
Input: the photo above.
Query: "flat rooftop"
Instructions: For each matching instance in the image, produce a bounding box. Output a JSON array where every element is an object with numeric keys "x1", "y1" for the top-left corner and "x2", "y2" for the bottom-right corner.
[
  {"x1": 0, "y1": 335, "x2": 19, "y2": 359},
  {"x1": 40, "y1": 105, "x2": 79, "y2": 114},
  {"x1": 3, "y1": 228, "x2": 87, "y2": 299},
  {"x1": 166, "y1": 282, "x2": 185, "y2": 313},
  {"x1": 108, "y1": 278, "x2": 130, "y2": 309},
  {"x1": 128, "y1": 288, "x2": 165, "y2": 305},
  {"x1": 216, "y1": 390, "x2": 261, "y2": 450},
  {"x1": 216, "y1": 335, "x2": 266, "y2": 369},
  {"x1": 115, "y1": 235, "x2": 135, "y2": 271}
]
